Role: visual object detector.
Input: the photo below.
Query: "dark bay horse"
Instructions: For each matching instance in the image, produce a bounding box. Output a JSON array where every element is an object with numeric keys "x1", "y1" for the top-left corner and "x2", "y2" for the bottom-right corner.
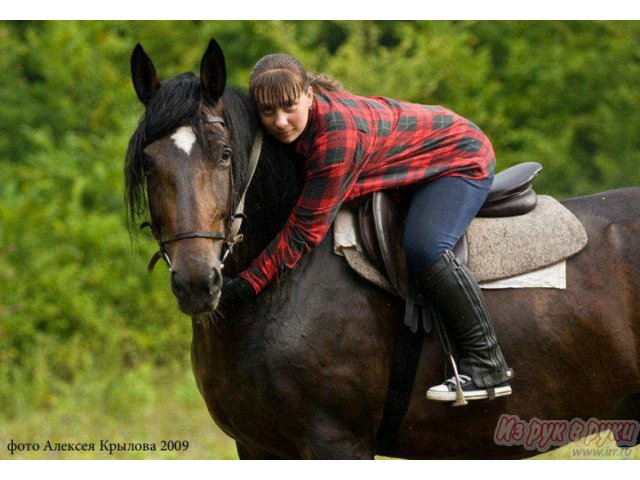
[{"x1": 125, "y1": 39, "x2": 640, "y2": 459}]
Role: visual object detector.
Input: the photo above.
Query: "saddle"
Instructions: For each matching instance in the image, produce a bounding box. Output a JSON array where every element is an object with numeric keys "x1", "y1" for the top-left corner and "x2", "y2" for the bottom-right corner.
[{"x1": 358, "y1": 162, "x2": 543, "y2": 300}]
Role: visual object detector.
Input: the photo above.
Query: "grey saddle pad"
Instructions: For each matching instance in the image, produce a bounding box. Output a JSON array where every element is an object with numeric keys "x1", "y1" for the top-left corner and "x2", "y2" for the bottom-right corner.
[{"x1": 334, "y1": 195, "x2": 588, "y2": 292}]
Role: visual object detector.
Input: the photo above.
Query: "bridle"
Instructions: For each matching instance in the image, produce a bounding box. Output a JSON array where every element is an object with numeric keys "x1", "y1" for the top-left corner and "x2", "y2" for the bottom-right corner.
[{"x1": 142, "y1": 113, "x2": 263, "y2": 273}]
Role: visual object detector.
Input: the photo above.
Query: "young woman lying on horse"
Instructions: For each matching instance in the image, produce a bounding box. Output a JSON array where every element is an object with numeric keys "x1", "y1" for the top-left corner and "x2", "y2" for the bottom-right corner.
[{"x1": 222, "y1": 53, "x2": 514, "y2": 403}]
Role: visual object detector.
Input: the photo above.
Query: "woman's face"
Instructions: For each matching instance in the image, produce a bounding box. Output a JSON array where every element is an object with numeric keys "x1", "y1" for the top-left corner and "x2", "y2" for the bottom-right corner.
[{"x1": 257, "y1": 86, "x2": 314, "y2": 144}]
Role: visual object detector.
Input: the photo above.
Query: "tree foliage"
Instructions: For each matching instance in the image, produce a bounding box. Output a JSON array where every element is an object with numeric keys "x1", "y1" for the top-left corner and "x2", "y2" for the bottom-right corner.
[{"x1": 1, "y1": 21, "x2": 639, "y2": 413}]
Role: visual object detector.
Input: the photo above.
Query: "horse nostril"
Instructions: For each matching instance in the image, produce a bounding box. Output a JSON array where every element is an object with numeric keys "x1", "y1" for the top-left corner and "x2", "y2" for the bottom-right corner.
[
  {"x1": 211, "y1": 267, "x2": 223, "y2": 292},
  {"x1": 171, "y1": 270, "x2": 187, "y2": 297}
]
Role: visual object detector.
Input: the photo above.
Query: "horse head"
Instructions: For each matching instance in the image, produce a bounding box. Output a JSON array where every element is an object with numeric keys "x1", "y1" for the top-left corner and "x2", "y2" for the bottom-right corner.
[{"x1": 127, "y1": 40, "x2": 235, "y2": 315}]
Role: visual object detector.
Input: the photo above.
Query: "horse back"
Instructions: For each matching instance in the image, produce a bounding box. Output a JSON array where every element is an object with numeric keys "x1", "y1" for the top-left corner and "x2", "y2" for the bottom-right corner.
[{"x1": 562, "y1": 187, "x2": 640, "y2": 303}]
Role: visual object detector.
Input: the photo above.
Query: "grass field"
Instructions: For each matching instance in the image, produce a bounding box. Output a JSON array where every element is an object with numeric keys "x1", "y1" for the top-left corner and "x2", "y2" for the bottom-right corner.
[
  {"x1": 1, "y1": 362, "x2": 638, "y2": 460},
  {"x1": 0, "y1": 364, "x2": 238, "y2": 460}
]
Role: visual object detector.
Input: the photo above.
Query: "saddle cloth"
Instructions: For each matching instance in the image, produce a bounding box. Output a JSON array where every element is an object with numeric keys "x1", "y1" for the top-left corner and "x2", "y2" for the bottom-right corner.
[{"x1": 333, "y1": 195, "x2": 588, "y2": 293}]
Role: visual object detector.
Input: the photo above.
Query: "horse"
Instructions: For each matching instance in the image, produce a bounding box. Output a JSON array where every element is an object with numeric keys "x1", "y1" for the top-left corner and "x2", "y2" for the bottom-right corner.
[{"x1": 124, "y1": 39, "x2": 640, "y2": 459}]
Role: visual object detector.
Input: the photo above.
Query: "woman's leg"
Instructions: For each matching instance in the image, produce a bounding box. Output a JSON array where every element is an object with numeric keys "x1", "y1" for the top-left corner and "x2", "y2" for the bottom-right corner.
[
  {"x1": 403, "y1": 174, "x2": 513, "y2": 402},
  {"x1": 404, "y1": 174, "x2": 493, "y2": 274}
]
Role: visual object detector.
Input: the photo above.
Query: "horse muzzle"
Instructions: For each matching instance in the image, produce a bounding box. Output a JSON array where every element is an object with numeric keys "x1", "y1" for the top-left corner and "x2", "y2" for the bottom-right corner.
[{"x1": 170, "y1": 264, "x2": 223, "y2": 315}]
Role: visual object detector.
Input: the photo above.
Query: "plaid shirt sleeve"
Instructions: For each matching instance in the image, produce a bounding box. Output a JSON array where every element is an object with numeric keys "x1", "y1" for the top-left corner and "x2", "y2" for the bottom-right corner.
[{"x1": 238, "y1": 113, "x2": 359, "y2": 294}]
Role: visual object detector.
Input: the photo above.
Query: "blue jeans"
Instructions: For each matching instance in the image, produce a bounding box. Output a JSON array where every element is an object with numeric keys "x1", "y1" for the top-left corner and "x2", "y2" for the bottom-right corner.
[{"x1": 403, "y1": 174, "x2": 494, "y2": 275}]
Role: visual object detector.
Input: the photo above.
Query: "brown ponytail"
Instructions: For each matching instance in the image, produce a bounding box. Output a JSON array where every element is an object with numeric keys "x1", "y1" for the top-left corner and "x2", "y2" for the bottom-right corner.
[{"x1": 307, "y1": 73, "x2": 345, "y2": 92}]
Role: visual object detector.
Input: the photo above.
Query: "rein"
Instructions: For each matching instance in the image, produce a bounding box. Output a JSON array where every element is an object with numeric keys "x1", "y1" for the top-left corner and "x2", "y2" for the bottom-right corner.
[{"x1": 143, "y1": 114, "x2": 264, "y2": 273}]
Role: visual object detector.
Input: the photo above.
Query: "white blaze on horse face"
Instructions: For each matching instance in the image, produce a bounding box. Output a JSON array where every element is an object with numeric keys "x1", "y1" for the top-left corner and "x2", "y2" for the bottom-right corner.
[{"x1": 171, "y1": 127, "x2": 197, "y2": 155}]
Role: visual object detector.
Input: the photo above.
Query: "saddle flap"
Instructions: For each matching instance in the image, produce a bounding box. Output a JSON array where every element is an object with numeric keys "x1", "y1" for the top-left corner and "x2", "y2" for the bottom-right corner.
[
  {"x1": 358, "y1": 196, "x2": 385, "y2": 273},
  {"x1": 372, "y1": 191, "x2": 409, "y2": 298}
]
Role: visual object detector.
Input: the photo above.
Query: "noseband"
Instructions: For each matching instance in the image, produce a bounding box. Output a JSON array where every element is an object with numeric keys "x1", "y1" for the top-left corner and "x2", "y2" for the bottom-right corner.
[
  {"x1": 143, "y1": 225, "x2": 231, "y2": 273},
  {"x1": 143, "y1": 114, "x2": 262, "y2": 273}
]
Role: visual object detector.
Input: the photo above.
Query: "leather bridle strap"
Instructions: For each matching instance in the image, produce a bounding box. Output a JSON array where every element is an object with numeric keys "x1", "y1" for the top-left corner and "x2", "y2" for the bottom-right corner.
[
  {"x1": 147, "y1": 230, "x2": 227, "y2": 273},
  {"x1": 160, "y1": 231, "x2": 226, "y2": 244},
  {"x1": 205, "y1": 115, "x2": 225, "y2": 124},
  {"x1": 224, "y1": 127, "x2": 264, "y2": 262}
]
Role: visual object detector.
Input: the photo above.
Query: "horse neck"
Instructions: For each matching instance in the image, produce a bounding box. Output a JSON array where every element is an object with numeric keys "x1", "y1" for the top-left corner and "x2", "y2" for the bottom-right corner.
[{"x1": 225, "y1": 127, "x2": 303, "y2": 277}]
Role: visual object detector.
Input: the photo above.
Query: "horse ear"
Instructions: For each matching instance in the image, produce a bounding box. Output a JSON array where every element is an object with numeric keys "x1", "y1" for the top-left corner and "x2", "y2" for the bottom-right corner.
[
  {"x1": 131, "y1": 43, "x2": 161, "y2": 106},
  {"x1": 200, "y1": 39, "x2": 226, "y2": 105}
]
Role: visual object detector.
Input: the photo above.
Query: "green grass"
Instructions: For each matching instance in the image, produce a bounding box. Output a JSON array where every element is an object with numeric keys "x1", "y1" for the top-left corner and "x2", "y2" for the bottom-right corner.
[
  {"x1": 533, "y1": 433, "x2": 640, "y2": 460},
  {"x1": 1, "y1": 361, "x2": 638, "y2": 460},
  {"x1": 0, "y1": 364, "x2": 238, "y2": 460}
]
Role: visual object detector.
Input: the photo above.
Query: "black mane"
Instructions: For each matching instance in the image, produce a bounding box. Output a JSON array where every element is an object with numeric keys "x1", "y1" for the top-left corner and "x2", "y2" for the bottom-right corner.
[{"x1": 124, "y1": 71, "x2": 303, "y2": 271}]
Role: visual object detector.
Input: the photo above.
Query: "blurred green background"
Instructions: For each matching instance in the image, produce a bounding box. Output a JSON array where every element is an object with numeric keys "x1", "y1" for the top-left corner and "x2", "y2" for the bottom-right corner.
[{"x1": 1, "y1": 20, "x2": 639, "y2": 460}]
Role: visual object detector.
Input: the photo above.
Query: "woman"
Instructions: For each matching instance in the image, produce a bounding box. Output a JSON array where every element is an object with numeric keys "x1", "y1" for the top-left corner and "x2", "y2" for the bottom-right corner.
[{"x1": 223, "y1": 53, "x2": 513, "y2": 403}]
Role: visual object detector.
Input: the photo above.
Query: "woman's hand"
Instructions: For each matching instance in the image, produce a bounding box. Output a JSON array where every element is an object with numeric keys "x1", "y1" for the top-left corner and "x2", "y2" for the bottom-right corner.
[{"x1": 219, "y1": 276, "x2": 255, "y2": 312}]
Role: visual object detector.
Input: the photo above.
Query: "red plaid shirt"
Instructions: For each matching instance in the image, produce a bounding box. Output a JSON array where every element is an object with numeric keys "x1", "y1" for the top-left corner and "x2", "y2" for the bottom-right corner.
[{"x1": 239, "y1": 88, "x2": 496, "y2": 294}]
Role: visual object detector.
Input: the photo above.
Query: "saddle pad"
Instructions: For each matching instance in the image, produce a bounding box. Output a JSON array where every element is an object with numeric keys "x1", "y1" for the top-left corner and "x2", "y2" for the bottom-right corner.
[
  {"x1": 338, "y1": 240, "x2": 567, "y2": 291},
  {"x1": 334, "y1": 209, "x2": 396, "y2": 294},
  {"x1": 333, "y1": 195, "x2": 587, "y2": 289},
  {"x1": 479, "y1": 260, "x2": 566, "y2": 289},
  {"x1": 465, "y1": 195, "x2": 587, "y2": 282}
]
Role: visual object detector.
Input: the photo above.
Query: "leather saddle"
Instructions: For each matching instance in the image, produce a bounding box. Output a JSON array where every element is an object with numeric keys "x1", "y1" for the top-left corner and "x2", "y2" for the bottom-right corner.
[{"x1": 358, "y1": 162, "x2": 543, "y2": 300}]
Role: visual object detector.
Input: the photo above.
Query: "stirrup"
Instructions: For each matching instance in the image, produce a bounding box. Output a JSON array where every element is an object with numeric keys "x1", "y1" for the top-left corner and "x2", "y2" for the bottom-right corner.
[{"x1": 426, "y1": 375, "x2": 512, "y2": 403}]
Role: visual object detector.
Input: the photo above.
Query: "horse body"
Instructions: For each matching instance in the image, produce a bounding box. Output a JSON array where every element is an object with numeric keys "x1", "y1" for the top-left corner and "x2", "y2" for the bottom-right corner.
[
  {"x1": 126, "y1": 40, "x2": 640, "y2": 459},
  {"x1": 191, "y1": 188, "x2": 640, "y2": 459}
]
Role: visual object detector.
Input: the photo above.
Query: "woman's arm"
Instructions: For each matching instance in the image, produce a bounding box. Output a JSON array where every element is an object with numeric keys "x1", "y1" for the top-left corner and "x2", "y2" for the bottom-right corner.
[{"x1": 238, "y1": 125, "x2": 359, "y2": 294}]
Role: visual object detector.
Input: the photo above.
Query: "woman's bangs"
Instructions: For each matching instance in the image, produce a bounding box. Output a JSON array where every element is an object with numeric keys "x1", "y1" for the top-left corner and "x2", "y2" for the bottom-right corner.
[{"x1": 252, "y1": 69, "x2": 304, "y2": 109}]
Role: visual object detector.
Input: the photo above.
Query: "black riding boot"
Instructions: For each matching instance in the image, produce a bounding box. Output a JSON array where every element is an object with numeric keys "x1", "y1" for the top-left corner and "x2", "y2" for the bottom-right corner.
[{"x1": 419, "y1": 250, "x2": 513, "y2": 402}]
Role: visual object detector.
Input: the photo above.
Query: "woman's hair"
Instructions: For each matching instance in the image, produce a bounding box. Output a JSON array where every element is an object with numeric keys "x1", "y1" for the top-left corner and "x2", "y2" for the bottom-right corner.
[{"x1": 249, "y1": 54, "x2": 345, "y2": 109}]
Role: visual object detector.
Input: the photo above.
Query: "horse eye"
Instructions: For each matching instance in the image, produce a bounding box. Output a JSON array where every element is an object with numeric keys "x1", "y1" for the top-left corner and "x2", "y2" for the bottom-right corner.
[{"x1": 221, "y1": 148, "x2": 232, "y2": 162}]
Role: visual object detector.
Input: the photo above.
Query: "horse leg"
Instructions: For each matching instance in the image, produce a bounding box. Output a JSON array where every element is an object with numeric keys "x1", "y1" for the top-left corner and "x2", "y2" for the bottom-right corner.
[
  {"x1": 236, "y1": 442, "x2": 285, "y2": 460},
  {"x1": 299, "y1": 441, "x2": 374, "y2": 459},
  {"x1": 297, "y1": 421, "x2": 375, "y2": 459}
]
